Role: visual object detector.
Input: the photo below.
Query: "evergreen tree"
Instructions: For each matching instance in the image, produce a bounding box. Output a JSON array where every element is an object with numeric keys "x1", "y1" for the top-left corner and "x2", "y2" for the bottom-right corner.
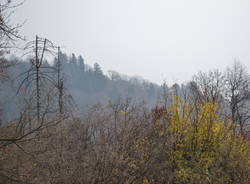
[
  {"x1": 70, "y1": 53, "x2": 77, "y2": 65},
  {"x1": 69, "y1": 53, "x2": 77, "y2": 74},
  {"x1": 93, "y1": 62, "x2": 103, "y2": 76},
  {"x1": 78, "y1": 55, "x2": 85, "y2": 72}
]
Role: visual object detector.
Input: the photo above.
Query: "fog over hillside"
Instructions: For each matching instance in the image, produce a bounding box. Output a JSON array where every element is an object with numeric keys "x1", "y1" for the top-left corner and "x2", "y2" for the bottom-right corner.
[
  {"x1": 0, "y1": 1, "x2": 249, "y2": 183},
  {"x1": 1, "y1": 53, "x2": 162, "y2": 121}
]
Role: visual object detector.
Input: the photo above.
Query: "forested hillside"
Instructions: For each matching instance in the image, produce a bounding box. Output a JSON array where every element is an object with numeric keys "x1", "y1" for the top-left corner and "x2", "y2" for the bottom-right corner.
[{"x1": 0, "y1": 53, "x2": 160, "y2": 122}]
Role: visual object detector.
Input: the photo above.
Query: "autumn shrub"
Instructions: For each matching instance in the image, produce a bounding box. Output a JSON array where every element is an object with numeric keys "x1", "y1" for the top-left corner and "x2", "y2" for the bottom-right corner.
[{"x1": 122, "y1": 96, "x2": 249, "y2": 184}]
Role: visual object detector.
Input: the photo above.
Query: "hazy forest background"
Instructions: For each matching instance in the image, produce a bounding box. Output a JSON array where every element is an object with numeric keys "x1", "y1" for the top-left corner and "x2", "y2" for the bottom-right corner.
[{"x1": 0, "y1": 1, "x2": 249, "y2": 184}]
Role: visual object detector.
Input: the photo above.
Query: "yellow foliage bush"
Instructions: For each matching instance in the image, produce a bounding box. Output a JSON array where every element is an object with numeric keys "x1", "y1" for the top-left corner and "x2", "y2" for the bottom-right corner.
[{"x1": 128, "y1": 96, "x2": 249, "y2": 184}]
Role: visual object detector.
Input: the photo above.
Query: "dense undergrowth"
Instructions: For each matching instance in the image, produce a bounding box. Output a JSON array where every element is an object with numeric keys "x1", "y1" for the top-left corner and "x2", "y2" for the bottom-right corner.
[{"x1": 0, "y1": 96, "x2": 249, "y2": 184}]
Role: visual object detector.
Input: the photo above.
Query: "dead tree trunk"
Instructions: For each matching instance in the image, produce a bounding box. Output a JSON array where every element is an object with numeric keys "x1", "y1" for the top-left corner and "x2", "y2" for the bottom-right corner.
[
  {"x1": 35, "y1": 36, "x2": 40, "y2": 122},
  {"x1": 57, "y1": 47, "x2": 63, "y2": 115}
]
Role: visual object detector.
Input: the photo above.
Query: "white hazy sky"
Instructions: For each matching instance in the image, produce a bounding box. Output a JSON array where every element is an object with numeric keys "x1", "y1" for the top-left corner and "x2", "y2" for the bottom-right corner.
[{"x1": 13, "y1": 0, "x2": 250, "y2": 84}]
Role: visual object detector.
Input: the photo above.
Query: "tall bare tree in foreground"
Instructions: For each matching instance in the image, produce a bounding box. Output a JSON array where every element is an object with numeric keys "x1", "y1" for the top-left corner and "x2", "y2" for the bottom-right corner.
[
  {"x1": 19, "y1": 36, "x2": 57, "y2": 122},
  {"x1": 0, "y1": 35, "x2": 59, "y2": 147}
]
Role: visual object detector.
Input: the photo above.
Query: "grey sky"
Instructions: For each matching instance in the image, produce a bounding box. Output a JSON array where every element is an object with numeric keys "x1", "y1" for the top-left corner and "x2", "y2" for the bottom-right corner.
[{"x1": 13, "y1": 0, "x2": 250, "y2": 84}]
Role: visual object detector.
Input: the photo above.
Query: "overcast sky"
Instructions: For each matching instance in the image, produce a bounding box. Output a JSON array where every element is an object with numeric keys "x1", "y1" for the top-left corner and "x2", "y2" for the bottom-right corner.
[{"x1": 13, "y1": 0, "x2": 250, "y2": 84}]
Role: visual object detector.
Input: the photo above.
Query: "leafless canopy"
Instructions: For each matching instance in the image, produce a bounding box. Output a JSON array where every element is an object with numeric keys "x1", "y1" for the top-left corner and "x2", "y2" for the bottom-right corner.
[{"x1": 0, "y1": 0, "x2": 24, "y2": 52}]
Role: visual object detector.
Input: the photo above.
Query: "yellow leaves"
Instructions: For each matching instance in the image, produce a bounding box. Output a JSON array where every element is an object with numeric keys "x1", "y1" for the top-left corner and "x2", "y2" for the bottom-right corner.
[
  {"x1": 119, "y1": 95, "x2": 249, "y2": 183},
  {"x1": 143, "y1": 178, "x2": 149, "y2": 184},
  {"x1": 211, "y1": 121, "x2": 226, "y2": 137},
  {"x1": 121, "y1": 110, "x2": 126, "y2": 115},
  {"x1": 159, "y1": 129, "x2": 164, "y2": 137},
  {"x1": 158, "y1": 96, "x2": 246, "y2": 178}
]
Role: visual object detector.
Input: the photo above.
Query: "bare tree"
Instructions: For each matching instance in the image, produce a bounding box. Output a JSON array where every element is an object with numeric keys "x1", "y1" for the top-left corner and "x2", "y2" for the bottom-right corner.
[
  {"x1": 190, "y1": 69, "x2": 225, "y2": 105},
  {"x1": 57, "y1": 47, "x2": 63, "y2": 115},
  {"x1": 0, "y1": 36, "x2": 59, "y2": 147},
  {"x1": 159, "y1": 80, "x2": 169, "y2": 108},
  {"x1": 0, "y1": 0, "x2": 23, "y2": 125},
  {"x1": 18, "y1": 36, "x2": 57, "y2": 121},
  {"x1": 0, "y1": 0, "x2": 24, "y2": 89},
  {"x1": 224, "y1": 61, "x2": 250, "y2": 135},
  {"x1": 56, "y1": 49, "x2": 76, "y2": 118},
  {"x1": 0, "y1": 0, "x2": 23, "y2": 52}
]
